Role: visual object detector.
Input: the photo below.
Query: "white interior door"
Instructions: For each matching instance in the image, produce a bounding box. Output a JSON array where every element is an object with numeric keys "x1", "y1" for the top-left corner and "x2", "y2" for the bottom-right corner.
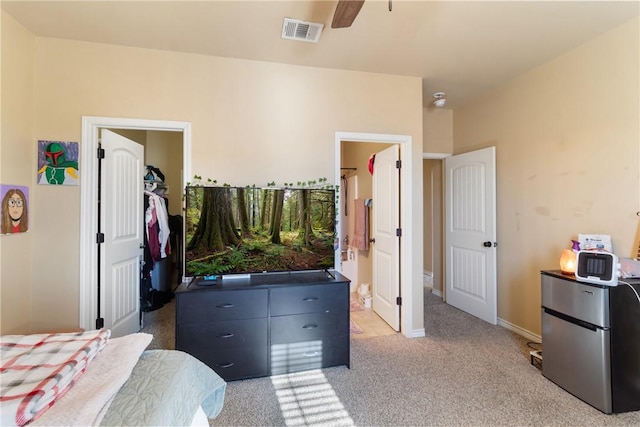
[
  {"x1": 101, "y1": 129, "x2": 144, "y2": 337},
  {"x1": 444, "y1": 146, "x2": 497, "y2": 325},
  {"x1": 372, "y1": 145, "x2": 401, "y2": 331}
]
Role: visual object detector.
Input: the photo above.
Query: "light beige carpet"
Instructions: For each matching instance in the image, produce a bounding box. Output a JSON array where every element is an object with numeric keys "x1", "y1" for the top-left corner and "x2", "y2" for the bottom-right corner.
[{"x1": 211, "y1": 290, "x2": 640, "y2": 426}]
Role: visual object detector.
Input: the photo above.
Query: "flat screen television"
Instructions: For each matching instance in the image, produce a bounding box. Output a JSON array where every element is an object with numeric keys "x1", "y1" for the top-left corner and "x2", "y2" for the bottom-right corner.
[{"x1": 184, "y1": 186, "x2": 336, "y2": 277}]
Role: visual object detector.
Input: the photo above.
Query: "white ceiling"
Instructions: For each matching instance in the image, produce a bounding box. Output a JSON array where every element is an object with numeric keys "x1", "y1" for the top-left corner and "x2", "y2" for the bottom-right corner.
[{"x1": 3, "y1": 0, "x2": 639, "y2": 108}]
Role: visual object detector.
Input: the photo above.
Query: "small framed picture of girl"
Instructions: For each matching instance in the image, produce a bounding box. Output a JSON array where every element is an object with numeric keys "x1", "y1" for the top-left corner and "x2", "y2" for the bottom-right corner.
[{"x1": 1, "y1": 184, "x2": 29, "y2": 234}]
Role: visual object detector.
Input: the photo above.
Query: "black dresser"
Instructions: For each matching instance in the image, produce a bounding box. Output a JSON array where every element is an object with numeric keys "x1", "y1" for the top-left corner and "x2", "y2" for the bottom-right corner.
[{"x1": 175, "y1": 270, "x2": 350, "y2": 381}]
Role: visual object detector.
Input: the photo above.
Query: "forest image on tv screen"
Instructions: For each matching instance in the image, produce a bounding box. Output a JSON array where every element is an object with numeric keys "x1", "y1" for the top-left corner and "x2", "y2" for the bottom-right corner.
[{"x1": 185, "y1": 186, "x2": 336, "y2": 276}]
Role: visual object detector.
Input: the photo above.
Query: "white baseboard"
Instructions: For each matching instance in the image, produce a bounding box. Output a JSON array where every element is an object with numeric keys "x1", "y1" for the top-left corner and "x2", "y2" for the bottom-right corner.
[
  {"x1": 426, "y1": 289, "x2": 540, "y2": 342},
  {"x1": 423, "y1": 270, "x2": 433, "y2": 289},
  {"x1": 405, "y1": 328, "x2": 426, "y2": 338},
  {"x1": 497, "y1": 317, "x2": 541, "y2": 343}
]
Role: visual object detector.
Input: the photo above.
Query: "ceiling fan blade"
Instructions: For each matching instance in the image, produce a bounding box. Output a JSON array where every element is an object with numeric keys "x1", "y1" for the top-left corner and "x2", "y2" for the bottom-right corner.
[{"x1": 331, "y1": 0, "x2": 365, "y2": 28}]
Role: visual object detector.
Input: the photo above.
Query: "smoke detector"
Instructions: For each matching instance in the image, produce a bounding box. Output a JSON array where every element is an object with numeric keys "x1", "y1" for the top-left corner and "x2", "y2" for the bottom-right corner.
[
  {"x1": 282, "y1": 18, "x2": 324, "y2": 43},
  {"x1": 433, "y1": 92, "x2": 446, "y2": 108}
]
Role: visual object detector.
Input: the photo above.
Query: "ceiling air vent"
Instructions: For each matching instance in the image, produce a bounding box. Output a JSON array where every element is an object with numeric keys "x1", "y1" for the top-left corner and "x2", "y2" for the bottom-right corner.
[{"x1": 281, "y1": 18, "x2": 324, "y2": 43}]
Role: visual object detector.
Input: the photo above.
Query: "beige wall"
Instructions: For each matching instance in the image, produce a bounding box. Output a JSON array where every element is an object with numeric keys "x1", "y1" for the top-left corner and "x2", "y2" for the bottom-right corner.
[
  {"x1": 1, "y1": 13, "x2": 35, "y2": 334},
  {"x1": 1, "y1": 22, "x2": 423, "y2": 333},
  {"x1": 423, "y1": 161, "x2": 433, "y2": 276},
  {"x1": 454, "y1": 17, "x2": 639, "y2": 336},
  {"x1": 423, "y1": 108, "x2": 453, "y2": 154},
  {"x1": 12, "y1": 11, "x2": 632, "y2": 339}
]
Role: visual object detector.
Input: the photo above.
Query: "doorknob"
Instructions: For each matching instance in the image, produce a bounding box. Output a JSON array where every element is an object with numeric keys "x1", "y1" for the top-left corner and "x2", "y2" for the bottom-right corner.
[{"x1": 483, "y1": 241, "x2": 492, "y2": 247}]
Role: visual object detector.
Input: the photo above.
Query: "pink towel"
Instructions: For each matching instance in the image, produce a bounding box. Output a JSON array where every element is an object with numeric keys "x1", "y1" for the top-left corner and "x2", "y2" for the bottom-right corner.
[{"x1": 351, "y1": 198, "x2": 369, "y2": 251}]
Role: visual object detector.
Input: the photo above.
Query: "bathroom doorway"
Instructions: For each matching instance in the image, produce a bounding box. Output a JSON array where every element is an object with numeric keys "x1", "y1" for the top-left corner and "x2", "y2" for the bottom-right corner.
[{"x1": 338, "y1": 135, "x2": 403, "y2": 336}]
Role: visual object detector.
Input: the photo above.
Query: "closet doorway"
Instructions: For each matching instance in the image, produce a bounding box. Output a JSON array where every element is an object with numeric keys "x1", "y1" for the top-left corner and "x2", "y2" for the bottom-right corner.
[
  {"x1": 79, "y1": 117, "x2": 191, "y2": 337},
  {"x1": 108, "y1": 128, "x2": 185, "y2": 314}
]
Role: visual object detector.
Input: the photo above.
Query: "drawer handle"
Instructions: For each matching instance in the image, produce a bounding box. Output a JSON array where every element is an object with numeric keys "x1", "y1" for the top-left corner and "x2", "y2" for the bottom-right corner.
[
  {"x1": 302, "y1": 324, "x2": 318, "y2": 329},
  {"x1": 217, "y1": 333, "x2": 234, "y2": 338},
  {"x1": 303, "y1": 351, "x2": 320, "y2": 357},
  {"x1": 216, "y1": 303, "x2": 235, "y2": 308},
  {"x1": 217, "y1": 362, "x2": 234, "y2": 368},
  {"x1": 302, "y1": 297, "x2": 319, "y2": 302}
]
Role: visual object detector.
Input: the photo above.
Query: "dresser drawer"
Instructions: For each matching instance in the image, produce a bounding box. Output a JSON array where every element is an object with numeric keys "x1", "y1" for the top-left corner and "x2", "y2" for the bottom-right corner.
[
  {"x1": 177, "y1": 289, "x2": 268, "y2": 323},
  {"x1": 176, "y1": 318, "x2": 268, "y2": 350},
  {"x1": 190, "y1": 346, "x2": 269, "y2": 381},
  {"x1": 270, "y1": 336, "x2": 349, "y2": 375},
  {"x1": 271, "y1": 311, "x2": 348, "y2": 343},
  {"x1": 270, "y1": 283, "x2": 348, "y2": 316}
]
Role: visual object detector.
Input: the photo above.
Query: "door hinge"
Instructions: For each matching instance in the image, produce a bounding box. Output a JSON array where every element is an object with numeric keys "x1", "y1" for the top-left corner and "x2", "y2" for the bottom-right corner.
[
  {"x1": 96, "y1": 232, "x2": 105, "y2": 244},
  {"x1": 97, "y1": 147, "x2": 105, "y2": 159},
  {"x1": 396, "y1": 228, "x2": 402, "y2": 237},
  {"x1": 396, "y1": 296, "x2": 402, "y2": 306},
  {"x1": 396, "y1": 160, "x2": 401, "y2": 169}
]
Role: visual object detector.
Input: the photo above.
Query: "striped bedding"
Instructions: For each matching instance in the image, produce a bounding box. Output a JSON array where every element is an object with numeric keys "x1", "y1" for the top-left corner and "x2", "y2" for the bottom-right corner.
[{"x1": 0, "y1": 329, "x2": 110, "y2": 426}]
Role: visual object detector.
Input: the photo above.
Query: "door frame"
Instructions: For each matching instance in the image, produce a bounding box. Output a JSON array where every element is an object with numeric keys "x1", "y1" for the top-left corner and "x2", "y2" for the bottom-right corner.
[
  {"x1": 79, "y1": 116, "x2": 191, "y2": 332},
  {"x1": 335, "y1": 132, "x2": 421, "y2": 337}
]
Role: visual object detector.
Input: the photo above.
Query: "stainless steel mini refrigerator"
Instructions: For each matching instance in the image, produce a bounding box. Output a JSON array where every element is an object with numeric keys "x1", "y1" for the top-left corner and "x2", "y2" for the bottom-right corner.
[{"x1": 541, "y1": 270, "x2": 640, "y2": 414}]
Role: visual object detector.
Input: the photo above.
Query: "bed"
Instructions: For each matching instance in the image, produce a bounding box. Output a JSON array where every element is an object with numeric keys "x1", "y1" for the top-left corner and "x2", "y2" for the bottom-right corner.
[{"x1": 0, "y1": 330, "x2": 226, "y2": 426}]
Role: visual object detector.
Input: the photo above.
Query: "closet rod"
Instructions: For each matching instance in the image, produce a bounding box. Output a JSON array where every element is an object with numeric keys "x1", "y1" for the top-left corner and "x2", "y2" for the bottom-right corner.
[{"x1": 341, "y1": 167, "x2": 357, "y2": 170}]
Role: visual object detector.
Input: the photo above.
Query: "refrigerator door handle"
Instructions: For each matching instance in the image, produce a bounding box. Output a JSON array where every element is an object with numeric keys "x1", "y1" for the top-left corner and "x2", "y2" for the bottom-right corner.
[{"x1": 543, "y1": 307, "x2": 607, "y2": 332}]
